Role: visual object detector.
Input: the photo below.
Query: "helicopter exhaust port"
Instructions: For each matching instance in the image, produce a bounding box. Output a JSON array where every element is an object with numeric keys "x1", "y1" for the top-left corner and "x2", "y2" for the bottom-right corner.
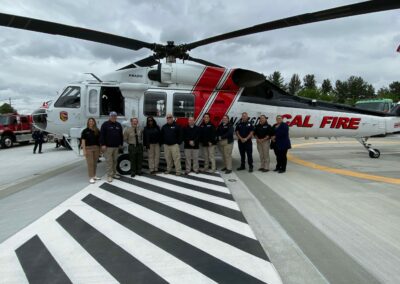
[{"x1": 231, "y1": 69, "x2": 265, "y2": 88}]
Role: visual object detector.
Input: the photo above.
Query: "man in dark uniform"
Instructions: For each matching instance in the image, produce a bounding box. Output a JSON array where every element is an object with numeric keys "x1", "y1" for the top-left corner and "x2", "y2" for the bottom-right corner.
[
  {"x1": 100, "y1": 111, "x2": 123, "y2": 182},
  {"x1": 235, "y1": 112, "x2": 254, "y2": 172},
  {"x1": 183, "y1": 117, "x2": 200, "y2": 174},
  {"x1": 254, "y1": 115, "x2": 273, "y2": 172},
  {"x1": 161, "y1": 114, "x2": 183, "y2": 175}
]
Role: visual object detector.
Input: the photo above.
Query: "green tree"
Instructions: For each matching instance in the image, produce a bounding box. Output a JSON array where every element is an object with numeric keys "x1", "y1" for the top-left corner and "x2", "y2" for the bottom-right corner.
[
  {"x1": 288, "y1": 74, "x2": 302, "y2": 95},
  {"x1": 389, "y1": 81, "x2": 400, "y2": 97},
  {"x1": 377, "y1": 87, "x2": 399, "y2": 102},
  {"x1": 321, "y1": 79, "x2": 333, "y2": 94},
  {"x1": 0, "y1": 103, "x2": 16, "y2": 114},
  {"x1": 268, "y1": 71, "x2": 285, "y2": 90},
  {"x1": 298, "y1": 88, "x2": 320, "y2": 100},
  {"x1": 303, "y1": 74, "x2": 317, "y2": 90},
  {"x1": 334, "y1": 80, "x2": 349, "y2": 104}
]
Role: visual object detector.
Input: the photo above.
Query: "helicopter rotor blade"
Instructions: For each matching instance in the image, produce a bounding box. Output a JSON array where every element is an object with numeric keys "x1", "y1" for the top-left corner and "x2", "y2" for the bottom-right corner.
[
  {"x1": 0, "y1": 12, "x2": 154, "y2": 51},
  {"x1": 185, "y1": 0, "x2": 400, "y2": 50},
  {"x1": 186, "y1": 56, "x2": 222, "y2": 68}
]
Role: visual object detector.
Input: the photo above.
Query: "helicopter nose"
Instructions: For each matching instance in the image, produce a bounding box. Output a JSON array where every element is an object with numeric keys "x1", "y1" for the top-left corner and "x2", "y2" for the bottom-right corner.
[{"x1": 32, "y1": 108, "x2": 47, "y2": 130}]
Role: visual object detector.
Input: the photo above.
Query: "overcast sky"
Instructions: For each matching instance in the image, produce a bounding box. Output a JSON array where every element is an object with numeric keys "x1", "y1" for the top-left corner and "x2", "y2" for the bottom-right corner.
[{"x1": 0, "y1": 0, "x2": 399, "y2": 113}]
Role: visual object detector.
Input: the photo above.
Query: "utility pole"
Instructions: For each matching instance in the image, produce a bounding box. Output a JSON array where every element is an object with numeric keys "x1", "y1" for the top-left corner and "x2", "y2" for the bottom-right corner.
[{"x1": 9, "y1": 97, "x2": 11, "y2": 106}]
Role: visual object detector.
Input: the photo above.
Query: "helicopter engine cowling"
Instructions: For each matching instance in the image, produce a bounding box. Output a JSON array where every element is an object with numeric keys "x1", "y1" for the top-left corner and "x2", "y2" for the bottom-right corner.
[{"x1": 147, "y1": 63, "x2": 265, "y2": 90}]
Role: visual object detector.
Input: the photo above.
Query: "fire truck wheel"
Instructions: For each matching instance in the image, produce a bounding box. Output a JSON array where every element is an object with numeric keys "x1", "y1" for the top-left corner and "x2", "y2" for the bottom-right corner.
[{"x1": 1, "y1": 136, "x2": 13, "y2": 148}]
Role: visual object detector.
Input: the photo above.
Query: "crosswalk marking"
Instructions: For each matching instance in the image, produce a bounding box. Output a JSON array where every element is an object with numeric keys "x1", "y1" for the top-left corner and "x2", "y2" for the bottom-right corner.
[
  {"x1": 38, "y1": 222, "x2": 119, "y2": 284},
  {"x1": 87, "y1": 189, "x2": 273, "y2": 281},
  {"x1": 161, "y1": 174, "x2": 230, "y2": 193},
  {"x1": 107, "y1": 179, "x2": 255, "y2": 238},
  {"x1": 135, "y1": 175, "x2": 240, "y2": 210},
  {"x1": 0, "y1": 172, "x2": 282, "y2": 284}
]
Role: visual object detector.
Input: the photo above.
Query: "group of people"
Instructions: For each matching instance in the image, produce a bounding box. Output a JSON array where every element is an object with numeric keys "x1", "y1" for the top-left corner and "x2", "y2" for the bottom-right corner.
[{"x1": 80, "y1": 111, "x2": 291, "y2": 184}]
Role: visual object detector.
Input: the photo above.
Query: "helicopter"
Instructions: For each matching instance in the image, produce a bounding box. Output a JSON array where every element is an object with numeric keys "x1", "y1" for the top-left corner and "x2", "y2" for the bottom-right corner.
[{"x1": 0, "y1": 0, "x2": 399, "y2": 165}]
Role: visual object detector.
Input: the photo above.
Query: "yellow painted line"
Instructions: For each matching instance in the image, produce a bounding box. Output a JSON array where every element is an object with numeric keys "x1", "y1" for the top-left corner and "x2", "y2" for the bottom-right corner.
[
  {"x1": 292, "y1": 140, "x2": 400, "y2": 148},
  {"x1": 288, "y1": 141, "x2": 400, "y2": 185}
]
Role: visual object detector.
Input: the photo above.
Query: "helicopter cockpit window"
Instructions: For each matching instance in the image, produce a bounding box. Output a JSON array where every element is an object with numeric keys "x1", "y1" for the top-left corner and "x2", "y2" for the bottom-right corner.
[
  {"x1": 173, "y1": 93, "x2": 194, "y2": 118},
  {"x1": 54, "y1": 86, "x2": 81, "y2": 108},
  {"x1": 100, "y1": 87, "x2": 125, "y2": 116},
  {"x1": 144, "y1": 92, "x2": 166, "y2": 117}
]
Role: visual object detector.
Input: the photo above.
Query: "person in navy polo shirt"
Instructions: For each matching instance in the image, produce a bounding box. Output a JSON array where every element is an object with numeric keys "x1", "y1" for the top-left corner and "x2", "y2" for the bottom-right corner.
[{"x1": 235, "y1": 112, "x2": 254, "y2": 172}]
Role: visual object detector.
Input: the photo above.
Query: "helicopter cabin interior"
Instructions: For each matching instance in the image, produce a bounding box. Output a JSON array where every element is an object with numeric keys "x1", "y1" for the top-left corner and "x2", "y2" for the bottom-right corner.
[{"x1": 55, "y1": 85, "x2": 125, "y2": 117}]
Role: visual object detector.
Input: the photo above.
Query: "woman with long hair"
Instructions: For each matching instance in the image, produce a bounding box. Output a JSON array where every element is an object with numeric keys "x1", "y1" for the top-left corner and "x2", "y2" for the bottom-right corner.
[
  {"x1": 143, "y1": 116, "x2": 161, "y2": 174},
  {"x1": 81, "y1": 117, "x2": 101, "y2": 183}
]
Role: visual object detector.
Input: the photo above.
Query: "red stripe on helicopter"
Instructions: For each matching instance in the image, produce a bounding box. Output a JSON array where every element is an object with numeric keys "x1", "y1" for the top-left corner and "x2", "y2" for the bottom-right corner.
[
  {"x1": 206, "y1": 69, "x2": 241, "y2": 125},
  {"x1": 175, "y1": 66, "x2": 224, "y2": 125}
]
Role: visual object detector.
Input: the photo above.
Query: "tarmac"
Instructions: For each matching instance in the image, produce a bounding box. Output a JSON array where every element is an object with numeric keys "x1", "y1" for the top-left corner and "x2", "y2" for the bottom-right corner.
[{"x1": 0, "y1": 137, "x2": 399, "y2": 283}]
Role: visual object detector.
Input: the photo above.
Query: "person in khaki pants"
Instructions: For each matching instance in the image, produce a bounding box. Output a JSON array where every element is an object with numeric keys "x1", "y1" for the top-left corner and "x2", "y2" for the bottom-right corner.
[
  {"x1": 254, "y1": 115, "x2": 273, "y2": 172},
  {"x1": 199, "y1": 113, "x2": 217, "y2": 172},
  {"x1": 143, "y1": 116, "x2": 161, "y2": 174},
  {"x1": 161, "y1": 114, "x2": 182, "y2": 176},
  {"x1": 124, "y1": 117, "x2": 143, "y2": 177},
  {"x1": 217, "y1": 115, "x2": 234, "y2": 174},
  {"x1": 183, "y1": 117, "x2": 200, "y2": 174},
  {"x1": 100, "y1": 111, "x2": 123, "y2": 182},
  {"x1": 81, "y1": 118, "x2": 101, "y2": 183}
]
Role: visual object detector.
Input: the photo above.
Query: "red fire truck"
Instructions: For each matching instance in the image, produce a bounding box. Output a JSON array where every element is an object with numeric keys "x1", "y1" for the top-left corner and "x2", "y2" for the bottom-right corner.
[{"x1": 0, "y1": 113, "x2": 36, "y2": 148}]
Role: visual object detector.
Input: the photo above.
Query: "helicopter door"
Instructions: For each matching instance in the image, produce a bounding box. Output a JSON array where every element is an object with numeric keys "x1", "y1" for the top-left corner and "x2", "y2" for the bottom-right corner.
[
  {"x1": 142, "y1": 91, "x2": 167, "y2": 126},
  {"x1": 86, "y1": 86, "x2": 101, "y2": 117}
]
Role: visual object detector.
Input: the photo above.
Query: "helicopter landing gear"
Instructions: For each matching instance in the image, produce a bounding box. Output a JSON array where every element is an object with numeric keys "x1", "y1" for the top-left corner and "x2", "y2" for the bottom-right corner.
[{"x1": 356, "y1": 138, "x2": 380, "y2": 159}]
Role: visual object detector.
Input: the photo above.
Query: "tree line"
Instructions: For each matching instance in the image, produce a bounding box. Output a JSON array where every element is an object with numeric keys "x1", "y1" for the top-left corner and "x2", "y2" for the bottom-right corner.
[{"x1": 267, "y1": 71, "x2": 400, "y2": 105}]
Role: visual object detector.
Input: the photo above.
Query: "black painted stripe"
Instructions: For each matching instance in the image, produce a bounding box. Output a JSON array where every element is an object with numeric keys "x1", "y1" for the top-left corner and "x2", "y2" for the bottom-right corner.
[
  {"x1": 118, "y1": 176, "x2": 246, "y2": 223},
  {"x1": 143, "y1": 174, "x2": 233, "y2": 200},
  {"x1": 100, "y1": 182, "x2": 268, "y2": 261},
  {"x1": 56, "y1": 210, "x2": 167, "y2": 284},
  {"x1": 143, "y1": 159, "x2": 222, "y2": 177},
  {"x1": 15, "y1": 235, "x2": 72, "y2": 284},
  {"x1": 82, "y1": 194, "x2": 266, "y2": 284},
  {"x1": 178, "y1": 174, "x2": 227, "y2": 187}
]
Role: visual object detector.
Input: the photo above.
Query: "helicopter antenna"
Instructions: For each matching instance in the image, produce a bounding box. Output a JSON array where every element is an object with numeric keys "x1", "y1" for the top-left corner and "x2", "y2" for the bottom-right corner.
[{"x1": 85, "y1": 73, "x2": 102, "y2": 82}]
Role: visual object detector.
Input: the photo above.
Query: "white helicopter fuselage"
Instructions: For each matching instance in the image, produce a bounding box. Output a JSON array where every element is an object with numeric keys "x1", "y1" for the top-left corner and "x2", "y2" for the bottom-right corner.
[{"x1": 33, "y1": 63, "x2": 400, "y2": 151}]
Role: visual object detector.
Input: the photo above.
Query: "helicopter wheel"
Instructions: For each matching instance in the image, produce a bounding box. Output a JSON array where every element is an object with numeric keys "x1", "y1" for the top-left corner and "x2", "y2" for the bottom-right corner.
[
  {"x1": 117, "y1": 154, "x2": 131, "y2": 175},
  {"x1": 368, "y1": 149, "x2": 380, "y2": 159}
]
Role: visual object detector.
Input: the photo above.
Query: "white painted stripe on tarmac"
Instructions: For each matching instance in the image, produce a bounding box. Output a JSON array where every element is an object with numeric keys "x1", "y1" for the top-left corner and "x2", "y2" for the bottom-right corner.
[
  {"x1": 111, "y1": 179, "x2": 256, "y2": 239},
  {"x1": 159, "y1": 174, "x2": 230, "y2": 194},
  {"x1": 73, "y1": 203, "x2": 216, "y2": 284},
  {"x1": 136, "y1": 175, "x2": 239, "y2": 210},
  {"x1": 0, "y1": 251, "x2": 29, "y2": 284},
  {"x1": 38, "y1": 222, "x2": 119, "y2": 284},
  {"x1": 92, "y1": 189, "x2": 278, "y2": 283}
]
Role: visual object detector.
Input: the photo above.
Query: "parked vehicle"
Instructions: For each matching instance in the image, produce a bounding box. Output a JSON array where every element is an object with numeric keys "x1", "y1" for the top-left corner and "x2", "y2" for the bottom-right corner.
[{"x1": 0, "y1": 113, "x2": 47, "y2": 148}]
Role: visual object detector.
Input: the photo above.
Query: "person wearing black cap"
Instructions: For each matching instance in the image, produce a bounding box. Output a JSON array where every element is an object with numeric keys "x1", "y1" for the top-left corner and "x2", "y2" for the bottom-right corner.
[
  {"x1": 100, "y1": 111, "x2": 123, "y2": 182},
  {"x1": 161, "y1": 114, "x2": 183, "y2": 175},
  {"x1": 235, "y1": 112, "x2": 254, "y2": 172}
]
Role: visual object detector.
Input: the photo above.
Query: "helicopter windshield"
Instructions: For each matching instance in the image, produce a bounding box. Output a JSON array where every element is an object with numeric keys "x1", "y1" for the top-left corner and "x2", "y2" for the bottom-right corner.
[{"x1": 54, "y1": 86, "x2": 81, "y2": 108}]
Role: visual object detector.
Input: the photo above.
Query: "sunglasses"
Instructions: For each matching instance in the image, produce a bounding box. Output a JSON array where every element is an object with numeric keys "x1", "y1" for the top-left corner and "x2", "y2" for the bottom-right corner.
[{"x1": 167, "y1": 117, "x2": 173, "y2": 119}]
